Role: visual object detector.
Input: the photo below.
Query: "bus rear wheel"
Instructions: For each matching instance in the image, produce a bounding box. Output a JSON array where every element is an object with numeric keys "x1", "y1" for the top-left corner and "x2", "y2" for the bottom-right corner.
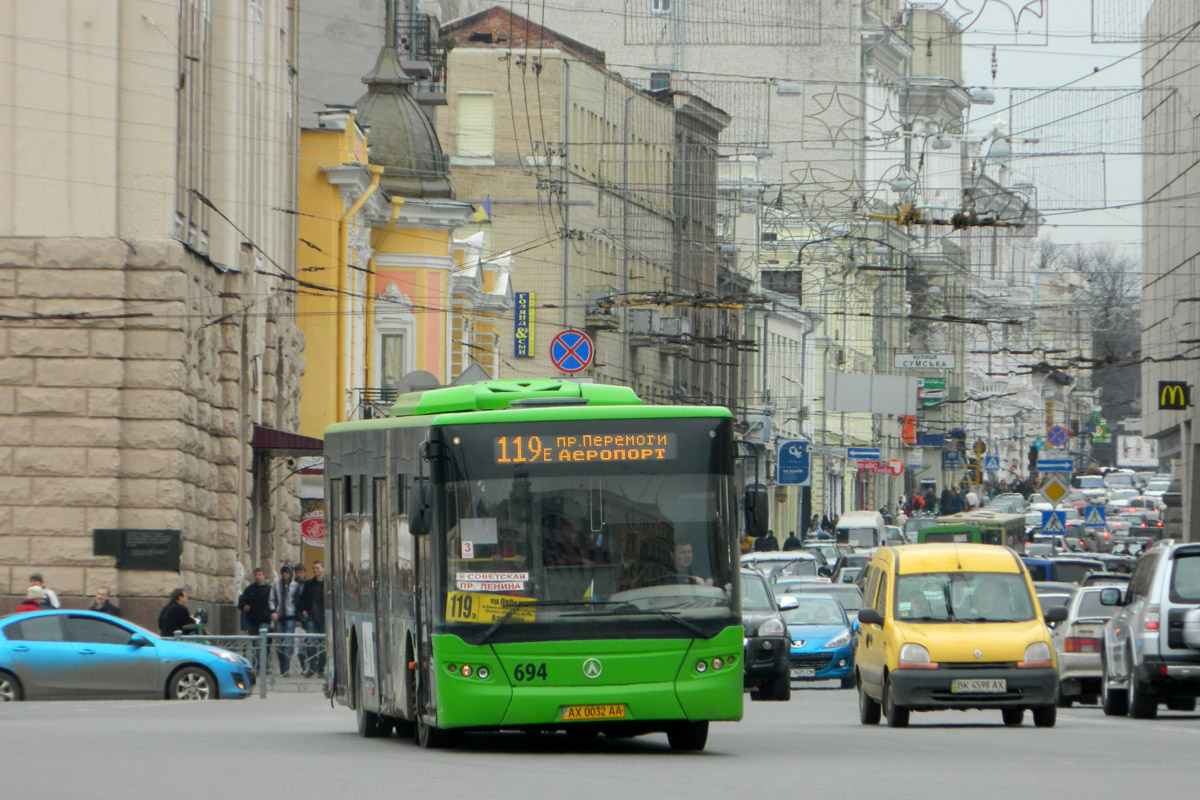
[{"x1": 666, "y1": 721, "x2": 708, "y2": 751}]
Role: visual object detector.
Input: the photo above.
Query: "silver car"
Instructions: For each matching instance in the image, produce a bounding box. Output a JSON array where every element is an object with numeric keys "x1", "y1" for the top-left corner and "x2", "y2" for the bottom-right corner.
[
  {"x1": 1101, "y1": 542, "x2": 1200, "y2": 718},
  {"x1": 1052, "y1": 586, "x2": 1123, "y2": 707}
]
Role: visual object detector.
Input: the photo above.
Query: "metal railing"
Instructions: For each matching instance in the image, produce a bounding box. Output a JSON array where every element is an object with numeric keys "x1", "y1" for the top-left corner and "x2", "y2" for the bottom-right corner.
[{"x1": 176, "y1": 630, "x2": 328, "y2": 699}]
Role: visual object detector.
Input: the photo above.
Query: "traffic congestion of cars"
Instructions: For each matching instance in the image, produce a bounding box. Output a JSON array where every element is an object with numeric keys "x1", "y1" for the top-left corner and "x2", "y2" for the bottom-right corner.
[{"x1": 736, "y1": 468, "x2": 1200, "y2": 727}]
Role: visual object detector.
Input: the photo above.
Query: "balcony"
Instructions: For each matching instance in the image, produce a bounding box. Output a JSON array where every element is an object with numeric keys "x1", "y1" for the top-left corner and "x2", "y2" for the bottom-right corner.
[
  {"x1": 760, "y1": 269, "x2": 803, "y2": 298},
  {"x1": 399, "y1": 14, "x2": 447, "y2": 105}
]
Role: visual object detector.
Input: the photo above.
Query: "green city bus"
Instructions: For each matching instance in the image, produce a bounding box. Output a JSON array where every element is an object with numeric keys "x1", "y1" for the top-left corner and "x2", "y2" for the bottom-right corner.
[
  {"x1": 323, "y1": 379, "x2": 742, "y2": 750},
  {"x1": 920, "y1": 510, "x2": 1027, "y2": 554}
]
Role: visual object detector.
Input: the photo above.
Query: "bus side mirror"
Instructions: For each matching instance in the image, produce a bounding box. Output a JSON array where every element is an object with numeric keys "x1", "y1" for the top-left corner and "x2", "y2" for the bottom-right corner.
[
  {"x1": 857, "y1": 608, "x2": 883, "y2": 626},
  {"x1": 409, "y1": 480, "x2": 432, "y2": 536}
]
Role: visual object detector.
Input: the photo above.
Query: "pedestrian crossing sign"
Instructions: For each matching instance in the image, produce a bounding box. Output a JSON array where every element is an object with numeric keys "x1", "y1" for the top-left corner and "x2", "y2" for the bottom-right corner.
[
  {"x1": 1084, "y1": 506, "x2": 1106, "y2": 528},
  {"x1": 1041, "y1": 510, "x2": 1067, "y2": 534}
]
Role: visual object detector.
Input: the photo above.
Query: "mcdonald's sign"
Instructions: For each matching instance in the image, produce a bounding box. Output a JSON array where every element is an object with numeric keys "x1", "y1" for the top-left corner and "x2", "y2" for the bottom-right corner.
[{"x1": 1159, "y1": 381, "x2": 1190, "y2": 410}]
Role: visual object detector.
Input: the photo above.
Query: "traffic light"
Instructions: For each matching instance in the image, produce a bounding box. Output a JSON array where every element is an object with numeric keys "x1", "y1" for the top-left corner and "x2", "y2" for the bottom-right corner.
[
  {"x1": 744, "y1": 484, "x2": 769, "y2": 539},
  {"x1": 1028, "y1": 445, "x2": 1038, "y2": 477}
]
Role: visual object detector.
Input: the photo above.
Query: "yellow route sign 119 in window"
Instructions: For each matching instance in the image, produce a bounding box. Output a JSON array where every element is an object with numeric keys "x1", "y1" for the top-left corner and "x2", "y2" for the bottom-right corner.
[{"x1": 445, "y1": 591, "x2": 535, "y2": 624}]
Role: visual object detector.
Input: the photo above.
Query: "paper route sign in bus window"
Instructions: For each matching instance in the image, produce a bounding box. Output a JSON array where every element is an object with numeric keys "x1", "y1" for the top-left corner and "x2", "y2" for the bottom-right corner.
[
  {"x1": 493, "y1": 433, "x2": 677, "y2": 465},
  {"x1": 446, "y1": 591, "x2": 536, "y2": 623}
]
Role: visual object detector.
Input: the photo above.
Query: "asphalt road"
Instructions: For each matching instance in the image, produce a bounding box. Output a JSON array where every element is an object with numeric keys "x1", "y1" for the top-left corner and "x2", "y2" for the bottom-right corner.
[{"x1": 3, "y1": 682, "x2": 1197, "y2": 799}]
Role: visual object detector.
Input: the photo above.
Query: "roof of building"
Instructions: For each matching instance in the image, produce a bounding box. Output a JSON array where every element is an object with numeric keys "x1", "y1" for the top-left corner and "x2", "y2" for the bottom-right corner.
[{"x1": 440, "y1": 5, "x2": 606, "y2": 67}]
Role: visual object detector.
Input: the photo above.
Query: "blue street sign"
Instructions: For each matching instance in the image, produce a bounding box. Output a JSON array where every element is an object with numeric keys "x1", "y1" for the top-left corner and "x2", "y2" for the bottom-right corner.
[
  {"x1": 778, "y1": 440, "x2": 811, "y2": 486},
  {"x1": 1047, "y1": 426, "x2": 1068, "y2": 448},
  {"x1": 942, "y1": 451, "x2": 961, "y2": 469},
  {"x1": 1041, "y1": 510, "x2": 1067, "y2": 534},
  {"x1": 847, "y1": 447, "x2": 880, "y2": 460},
  {"x1": 1084, "y1": 506, "x2": 1107, "y2": 528},
  {"x1": 984, "y1": 455, "x2": 1000, "y2": 471},
  {"x1": 1037, "y1": 459, "x2": 1073, "y2": 472}
]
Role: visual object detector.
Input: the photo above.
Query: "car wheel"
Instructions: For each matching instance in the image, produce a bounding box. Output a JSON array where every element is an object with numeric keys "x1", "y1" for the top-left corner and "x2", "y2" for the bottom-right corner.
[
  {"x1": 840, "y1": 674, "x2": 857, "y2": 690},
  {"x1": 415, "y1": 710, "x2": 454, "y2": 749},
  {"x1": 1032, "y1": 705, "x2": 1057, "y2": 728},
  {"x1": 666, "y1": 721, "x2": 709, "y2": 751},
  {"x1": 1101, "y1": 654, "x2": 1128, "y2": 716},
  {"x1": 1001, "y1": 708, "x2": 1025, "y2": 726},
  {"x1": 858, "y1": 677, "x2": 881, "y2": 725},
  {"x1": 1056, "y1": 690, "x2": 1073, "y2": 709},
  {"x1": 0, "y1": 670, "x2": 23, "y2": 702},
  {"x1": 883, "y1": 677, "x2": 909, "y2": 728},
  {"x1": 1127, "y1": 656, "x2": 1158, "y2": 719},
  {"x1": 761, "y1": 674, "x2": 791, "y2": 701},
  {"x1": 169, "y1": 666, "x2": 217, "y2": 700},
  {"x1": 1166, "y1": 697, "x2": 1196, "y2": 712}
]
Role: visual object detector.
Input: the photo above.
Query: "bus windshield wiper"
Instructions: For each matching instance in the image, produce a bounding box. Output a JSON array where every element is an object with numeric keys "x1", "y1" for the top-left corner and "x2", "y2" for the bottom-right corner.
[
  {"x1": 474, "y1": 600, "x2": 616, "y2": 644},
  {"x1": 562, "y1": 603, "x2": 705, "y2": 636}
]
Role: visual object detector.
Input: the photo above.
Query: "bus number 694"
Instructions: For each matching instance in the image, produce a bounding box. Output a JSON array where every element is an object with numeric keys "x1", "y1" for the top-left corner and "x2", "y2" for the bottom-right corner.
[{"x1": 514, "y1": 662, "x2": 548, "y2": 681}]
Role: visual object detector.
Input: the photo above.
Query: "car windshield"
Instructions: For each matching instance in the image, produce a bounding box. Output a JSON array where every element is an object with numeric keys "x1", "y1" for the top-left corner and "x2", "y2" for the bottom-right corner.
[
  {"x1": 781, "y1": 597, "x2": 846, "y2": 626},
  {"x1": 767, "y1": 559, "x2": 819, "y2": 579},
  {"x1": 1146, "y1": 480, "x2": 1171, "y2": 492},
  {"x1": 1026, "y1": 544, "x2": 1054, "y2": 557},
  {"x1": 1053, "y1": 561, "x2": 1103, "y2": 584},
  {"x1": 742, "y1": 573, "x2": 776, "y2": 612},
  {"x1": 895, "y1": 572, "x2": 1036, "y2": 622},
  {"x1": 839, "y1": 527, "x2": 877, "y2": 548},
  {"x1": 1075, "y1": 591, "x2": 1121, "y2": 618},
  {"x1": 788, "y1": 584, "x2": 863, "y2": 611},
  {"x1": 1169, "y1": 553, "x2": 1200, "y2": 604},
  {"x1": 1076, "y1": 476, "x2": 1105, "y2": 490},
  {"x1": 1038, "y1": 593, "x2": 1071, "y2": 612}
]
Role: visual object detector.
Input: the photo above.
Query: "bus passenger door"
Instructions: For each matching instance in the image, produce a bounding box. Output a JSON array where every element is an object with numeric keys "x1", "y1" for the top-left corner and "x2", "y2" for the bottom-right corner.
[{"x1": 372, "y1": 476, "x2": 395, "y2": 715}]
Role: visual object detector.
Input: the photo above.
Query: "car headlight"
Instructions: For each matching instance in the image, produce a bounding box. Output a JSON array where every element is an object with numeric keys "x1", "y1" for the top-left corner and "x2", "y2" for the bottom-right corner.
[
  {"x1": 758, "y1": 617, "x2": 785, "y2": 638},
  {"x1": 1020, "y1": 641, "x2": 1054, "y2": 668},
  {"x1": 822, "y1": 630, "x2": 852, "y2": 650},
  {"x1": 897, "y1": 642, "x2": 937, "y2": 669},
  {"x1": 206, "y1": 648, "x2": 243, "y2": 664}
]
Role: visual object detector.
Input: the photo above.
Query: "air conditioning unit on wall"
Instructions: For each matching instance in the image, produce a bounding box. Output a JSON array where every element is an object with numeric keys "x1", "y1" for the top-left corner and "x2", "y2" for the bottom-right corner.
[{"x1": 628, "y1": 308, "x2": 660, "y2": 335}]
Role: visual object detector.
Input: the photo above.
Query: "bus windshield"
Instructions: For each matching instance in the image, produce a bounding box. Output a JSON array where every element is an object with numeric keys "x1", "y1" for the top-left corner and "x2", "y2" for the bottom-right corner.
[{"x1": 436, "y1": 418, "x2": 737, "y2": 638}]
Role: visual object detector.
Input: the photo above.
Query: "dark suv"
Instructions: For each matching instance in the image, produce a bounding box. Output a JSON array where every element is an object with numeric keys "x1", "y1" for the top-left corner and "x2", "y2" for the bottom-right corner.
[
  {"x1": 741, "y1": 569, "x2": 791, "y2": 701},
  {"x1": 1100, "y1": 542, "x2": 1200, "y2": 718}
]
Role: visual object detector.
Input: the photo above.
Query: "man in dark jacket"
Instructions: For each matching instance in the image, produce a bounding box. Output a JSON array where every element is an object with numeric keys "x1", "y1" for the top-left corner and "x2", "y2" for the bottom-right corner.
[
  {"x1": 238, "y1": 568, "x2": 272, "y2": 670},
  {"x1": 88, "y1": 586, "x2": 122, "y2": 617},
  {"x1": 782, "y1": 531, "x2": 802, "y2": 550},
  {"x1": 297, "y1": 561, "x2": 326, "y2": 677}
]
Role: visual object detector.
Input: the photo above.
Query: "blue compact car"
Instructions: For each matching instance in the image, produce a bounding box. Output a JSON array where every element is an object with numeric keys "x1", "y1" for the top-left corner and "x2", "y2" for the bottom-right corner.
[
  {"x1": 781, "y1": 595, "x2": 857, "y2": 689},
  {"x1": 0, "y1": 610, "x2": 254, "y2": 701}
]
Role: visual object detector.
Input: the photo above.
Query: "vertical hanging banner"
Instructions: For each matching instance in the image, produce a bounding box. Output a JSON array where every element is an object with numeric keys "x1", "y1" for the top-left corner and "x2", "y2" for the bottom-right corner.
[{"x1": 514, "y1": 292, "x2": 534, "y2": 357}]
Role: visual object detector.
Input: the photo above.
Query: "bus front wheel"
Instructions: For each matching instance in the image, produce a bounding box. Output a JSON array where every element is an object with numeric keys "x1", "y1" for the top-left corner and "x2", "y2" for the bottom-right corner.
[{"x1": 354, "y1": 652, "x2": 390, "y2": 738}]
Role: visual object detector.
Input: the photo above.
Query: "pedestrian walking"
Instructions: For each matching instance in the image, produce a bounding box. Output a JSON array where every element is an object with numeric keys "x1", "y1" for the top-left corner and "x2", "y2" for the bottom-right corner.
[
  {"x1": 17, "y1": 586, "x2": 47, "y2": 613},
  {"x1": 28, "y1": 573, "x2": 60, "y2": 609},
  {"x1": 238, "y1": 567, "x2": 272, "y2": 671},
  {"x1": 297, "y1": 560, "x2": 326, "y2": 677},
  {"x1": 269, "y1": 564, "x2": 300, "y2": 676},
  {"x1": 88, "y1": 586, "x2": 122, "y2": 617}
]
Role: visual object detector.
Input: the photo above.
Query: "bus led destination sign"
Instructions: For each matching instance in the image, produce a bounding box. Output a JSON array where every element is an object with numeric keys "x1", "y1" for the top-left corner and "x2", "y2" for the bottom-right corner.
[
  {"x1": 494, "y1": 433, "x2": 677, "y2": 464},
  {"x1": 895, "y1": 354, "x2": 955, "y2": 370}
]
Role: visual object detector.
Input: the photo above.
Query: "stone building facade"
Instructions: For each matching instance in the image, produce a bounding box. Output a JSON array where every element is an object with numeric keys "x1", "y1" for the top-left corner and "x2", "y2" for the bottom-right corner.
[{"x1": 0, "y1": 2, "x2": 305, "y2": 630}]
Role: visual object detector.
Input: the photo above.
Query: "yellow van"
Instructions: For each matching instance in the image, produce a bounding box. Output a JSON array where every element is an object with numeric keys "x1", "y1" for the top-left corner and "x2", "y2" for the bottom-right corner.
[{"x1": 854, "y1": 544, "x2": 1067, "y2": 727}]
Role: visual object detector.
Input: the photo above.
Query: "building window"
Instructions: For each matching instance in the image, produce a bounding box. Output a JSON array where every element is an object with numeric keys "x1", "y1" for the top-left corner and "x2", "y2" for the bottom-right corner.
[
  {"x1": 650, "y1": 71, "x2": 670, "y2": 91},
  {"x1": 456, "y1": 92, "x2": 494, "y2": 160},
  {"x1": 379, "y1": 332, "x2": 406, "y2": 394},
  {"x1": 652, "y1": 0, "x2": 671, "y2": 13},
  {"x1": 175, "y1": 0, "x2": 214, "y2": 256}
]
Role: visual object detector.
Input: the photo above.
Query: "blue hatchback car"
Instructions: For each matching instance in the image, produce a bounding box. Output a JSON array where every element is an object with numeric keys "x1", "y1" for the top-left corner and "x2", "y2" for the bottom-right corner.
[
  {"x1": 781, "y1": 595, "x2": 857, "y2": 689},
  {"x1": 0, "y1": 610, "x2": 254, "y2": 701}
]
